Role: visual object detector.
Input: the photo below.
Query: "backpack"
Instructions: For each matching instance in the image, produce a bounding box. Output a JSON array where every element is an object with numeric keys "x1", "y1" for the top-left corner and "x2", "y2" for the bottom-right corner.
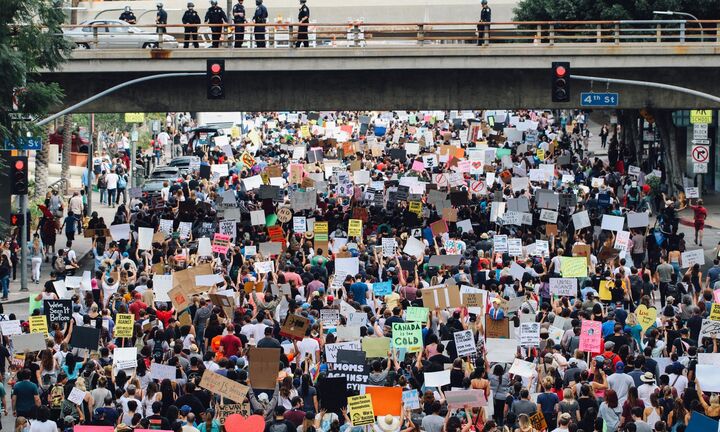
[
  {"x1": 153, "y1": 339, "x2": 164, "y2": 362},
  {"x1": 50, "y1": 383, "x2": 65, "y2": 409},
  {"x1": 118, "y1": 175, "x2": 127, "y2": 189}
]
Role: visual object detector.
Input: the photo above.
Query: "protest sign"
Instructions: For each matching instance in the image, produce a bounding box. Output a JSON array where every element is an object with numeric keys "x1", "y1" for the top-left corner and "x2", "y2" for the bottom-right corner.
[
  {"x1": 70, "y1": 325, "x2": 100, "y2": 351},
  {"x1": 280, "y1": 314, "x2": 310, "y2": 340},
  {"x1": 215, "y1": 404, "x2": 252, "y2": 424},
  {"x1": 529, "y1": 413, "x2": 547, "y2": 431},
  {"x1": 392, "y1": 322, "x2": 423, "y2": 348},
  {"x1": 519, "y1": 322, "x2": 540, "y2": 347},
  {"x1": 347, "y1": 395, "x2": 375, "y2": 426},
  {"x1": 365, "y1": 386, "x2": 402, "y2": 416},
  {"x1": 485, "y1": 316, "x2": 510, "y2": 339},
  {"x1": 682, "y1": 249, "x2": 705, "y2": 268},
  {"x1": 317, "y1": 377, "x2": 348, "y2": 412},
  {"x1": 549, "y1": 278, "x2": 577, "y2": 297},
  {"x1": 11, "y1": 333, "x2": 46, "y2": 352},
  {"x1": 348, "y1": 219, "x2": 363, "y2": 237},
  {"x1": 372, "y1": 281, "x2": 392, "y2": 297},
  {"x1": 199, "y1": 370, "x2": 249, "y2": 402},
  {"x1": 30, "y1": 315, "x2": 48, "y2": 336},
  {"x1": 406, "y1": 307, "x2": 429, "y2": 323},
  {"x1": 560, "y1": 257, "x2": 588, "y2": 277},
  {"x1": 325, "y1": 341, "x2": 362, "y2": 363},
  {"x1": 485, "y1": 338, "x2": 517, "y2": 363},
  {"x1": 402, "y1": 390, "x2": 421, "y2": 410},
  {"x1": 362, "y1": 336, "x2": 391, "y2": 358},
  {"x1": 212, "y1": 233, "x2": 231, "y2": 254},
  {"x1": 115, "y1": 314, "x2": 135, "y2": 338},
  {"x1": 320, "y1": 309, "x2": 341, "y2": 326},
  {"x1": 0, "y1": 320, "x2": 21, "y2": 336},
  {"x1": 151, "y1": 363, "x2": 177, "y2": 381},
  {"x1": 579, "y1": 320, "x2": 602, "y2": 353},
  {"x1": 45, "y1": 299, "x2": 72, "y2": 325},
  {"x1": 445, "y1": 390, "x2": 487, "y2": 409},
  {"x1": 424, "y1": 370, "x2": 451, "y2": 387},
  {"x1": 454, "y1": 330, "x2": 477, "y2": 357},
  {"x1": 248, "y1": 347, "x2": 281, "y2": 389},
  {"x1": 327, "y1": 358, "x2": 369, "y2": 391},
  {"x1": 421, "y1": 285, "x2": 461, "y2": 309}
]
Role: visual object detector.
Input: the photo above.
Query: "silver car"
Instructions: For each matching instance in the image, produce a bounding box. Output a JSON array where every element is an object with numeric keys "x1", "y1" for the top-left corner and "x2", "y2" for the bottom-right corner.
[{"x1": 64, "y1": 19, "x2": 179, "y2": 49}]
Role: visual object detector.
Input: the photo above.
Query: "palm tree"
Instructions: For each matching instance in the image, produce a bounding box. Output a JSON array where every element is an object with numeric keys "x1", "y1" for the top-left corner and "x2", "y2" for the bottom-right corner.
[
  {"x1": 33, "y1": 125, "x2": 51, "y2": 201},
  {"x1": 61, "y1": 115, "x2": 71, "y2": 195}
]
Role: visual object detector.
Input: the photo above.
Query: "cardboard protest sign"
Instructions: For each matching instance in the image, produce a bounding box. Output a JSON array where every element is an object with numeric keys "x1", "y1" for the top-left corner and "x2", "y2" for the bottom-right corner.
[
  {"x1": 199, "y1": 370, "x2": 249, "y2": 402},
  {"x1": 12, "y1": 333, "x2": 46, "y2": 352},
  {"x1": 45, "y1": 300, "x2": 72, "y2": 326},
  {"x1": 348, "y1": 395, "x2": 375, "y2": 426},
  {"x1": 529, "y1": 413, "x2": 547, "y2": 431},
  {"x1": 362, "y1": 336, "x2": 390, "y2": 358},
  {"x1": 248, "y1": 347, "x2": 281, "y2": 390},
  {"x1": 70, "y1": 325, "x2": 100, "y2": 351},
  {"x1": 215, "y1": 404, "x2": 252, "y2": 424},
  {"x1": 364, "y1": 386, "x2": 402, "y2": 416},
  {"x1": 579, "y1": 320, "x2": 602, "y2": 353},
  {"x1": 485, "y1": 316, "x2": 510, "y2": 339},
  {"x1": 636, "y1": 304, "x2": 658, "y2": 330},
  {"x1": 280, "y1": 314, "x2": 310, "y2": 340},
  {"x1": 421, "y1": 285, "x2": 461, "y2": 309},
  {"x1": 115, "y1": 313, "x2": 135, "y2": 338}
]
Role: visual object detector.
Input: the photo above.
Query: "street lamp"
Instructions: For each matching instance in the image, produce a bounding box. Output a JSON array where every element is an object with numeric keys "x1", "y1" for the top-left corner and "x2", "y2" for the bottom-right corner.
[{"x1": 653, "y1": 10, "x2": 703, "y2": 42}]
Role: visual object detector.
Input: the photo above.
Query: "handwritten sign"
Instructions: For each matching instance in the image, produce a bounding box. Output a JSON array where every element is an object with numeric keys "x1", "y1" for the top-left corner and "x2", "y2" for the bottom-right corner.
[
  {"x1": 199, "y1": 370, "x2": 249, "y2": 402},
  {"x1": 579, "y1": 320, "x2": 602, "y2": 353},
  {"x1": 212, "y1": 233, "x2": 231, "y2": 254}
]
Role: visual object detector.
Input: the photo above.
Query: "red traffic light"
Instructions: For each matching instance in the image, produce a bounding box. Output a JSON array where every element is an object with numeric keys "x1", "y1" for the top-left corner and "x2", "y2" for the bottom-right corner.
[
  {"x1": 555, "y1": 65, "x2": 567, "y2": 77},
  {"x1": 10, "y1": 215, "x2": 17, "y2": 225},
  {"x1": 210, "y1": 63, "x2": 222, "y2": 74},
  {"x1": 15, "y1": 160, "x2": 24, "y2": 170}
]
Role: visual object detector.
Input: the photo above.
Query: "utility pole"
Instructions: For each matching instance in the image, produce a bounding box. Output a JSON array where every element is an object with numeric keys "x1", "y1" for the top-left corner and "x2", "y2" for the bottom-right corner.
[
  {"x1": 20, "y1": 149, "x2": 28, "y2": 292},
  {"x1": 87, "y1": 113, "x2": 94, "y2": 215}
]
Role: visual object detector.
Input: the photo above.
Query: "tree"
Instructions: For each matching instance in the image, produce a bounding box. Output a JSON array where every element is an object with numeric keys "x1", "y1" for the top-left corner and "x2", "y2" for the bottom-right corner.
[
  {"x1": 513, "y1": 0, "x2": 720, "y2": 21},
  {"x1": 0, "y1": 0, "x2": 70, "y2": 146}
]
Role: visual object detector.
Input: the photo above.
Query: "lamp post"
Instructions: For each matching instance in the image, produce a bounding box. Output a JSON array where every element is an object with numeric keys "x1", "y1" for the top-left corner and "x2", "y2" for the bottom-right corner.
[{"x1": 653, "y1": 10, "x2": 703, "y2": 42}]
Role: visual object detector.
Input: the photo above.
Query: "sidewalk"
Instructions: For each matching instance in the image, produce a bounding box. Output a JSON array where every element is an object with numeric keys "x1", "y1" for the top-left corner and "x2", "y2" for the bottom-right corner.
[{"x1": 4, "y1": 191, "x2": 118, "y2": 305}]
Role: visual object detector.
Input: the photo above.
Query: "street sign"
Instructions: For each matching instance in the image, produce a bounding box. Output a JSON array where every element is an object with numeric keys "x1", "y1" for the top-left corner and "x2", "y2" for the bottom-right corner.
[
  {"x1": 692, "y1": 139, "x2": 710, "y2": 145},
  {"x1": 580, "y1": 92, "x2": 619, "y2": 107},
  {"x1": 2, "y1": 137, "x2": 42, "y2": 151},
  {"x1": 124, "y1": 113, "x2": 145, "y2": 123},
  {"x1": 691, "y1": 145, "x2": 710, "y2": 163},
  {"x1": 694, "y1": 123, "x2": 708, "y2": 140},
  {"x1": 690, "y1": 110, "x2": 713, "y2": 125},
  {"x1": 693, "y1": 162, "x2": 708, "y2": 174}
]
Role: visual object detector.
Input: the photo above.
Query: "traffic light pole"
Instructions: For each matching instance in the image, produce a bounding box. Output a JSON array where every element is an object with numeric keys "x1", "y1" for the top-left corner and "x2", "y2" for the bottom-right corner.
[
  {"x1": 20, "y1": 149, "x2": 28, "y2": 292},
  {"x1": 569, "y1": 74, "x2": 720, "y2": 104}
]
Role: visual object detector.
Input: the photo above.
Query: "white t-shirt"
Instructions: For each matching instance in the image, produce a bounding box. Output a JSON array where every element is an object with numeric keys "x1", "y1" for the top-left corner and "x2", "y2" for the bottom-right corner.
[
  {"x1": 296, "y1": 337, "x2": 320, "y2": 363},
  {"x1": 102, "y1": 280, "x2": 119, "y2": 305},
  {"x1": 29, "y1": 420, "x2": 57, "y2": 432},
  {"x1": 157, "y1": 132, "x2": 170, "y2": 146},
  {"x1": 106, "y1": 172, "x2": 119, "y2": 189}
]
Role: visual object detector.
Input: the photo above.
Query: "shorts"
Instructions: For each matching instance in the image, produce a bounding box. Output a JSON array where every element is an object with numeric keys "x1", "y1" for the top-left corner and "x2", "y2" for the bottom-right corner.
[{"x1": 695, "y1": 220, "x2": 705, "y2": 230}]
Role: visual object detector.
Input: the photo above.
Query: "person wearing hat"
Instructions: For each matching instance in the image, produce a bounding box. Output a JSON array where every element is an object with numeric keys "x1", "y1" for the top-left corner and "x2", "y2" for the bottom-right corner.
[
  {"x1": 488, "y1": 297, "x2": 505, "y2": 320},
  {"x1": 232, "y1": 0, "x2": 246, "y2": 47},
  {"x1": 119, "y1": 6, "x2": 137, "y2": 24},
  {"x1": 155, "y1": 2, "x2": 168, "y2": 33},
  {"x1": 637, "y1": 372, "x2": 658, "y2": 407},
  {"x1": 607, "y1": 361, "x2": 634, "y2": 405},
  {"x1": 182, "y1": 2, "x2": 202, "y2": 48},
  {"x1": 376, "y1": 414, "x2": 401, "y2": 432},
  {"x1": 205, "y1": 0, "x2": 229, "y2": 48}
]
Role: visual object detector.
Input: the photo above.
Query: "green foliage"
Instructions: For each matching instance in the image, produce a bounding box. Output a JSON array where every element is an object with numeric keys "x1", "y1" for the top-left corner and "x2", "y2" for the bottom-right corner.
[
  {"x1": 513, "y1": 0, "x2": 720, "y2": 21},
  {"x1": 0, "y1": 0, "x2": 71, "y2": 146}
]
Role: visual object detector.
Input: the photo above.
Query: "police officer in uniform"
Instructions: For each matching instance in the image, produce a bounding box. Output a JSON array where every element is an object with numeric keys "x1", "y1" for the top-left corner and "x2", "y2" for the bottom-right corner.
[
  {"x1": 477, "y1": 0, "x2": 491, "y2": 45},
  {"x1": 119, "y1": 6, "x2": 137, "y2": 24},
  {"x1": 295, "y1": 0, "x2": 310, "y2": 48},
  {"x1": 232, "y1": 0, "x2": 246, "y2": 48},
  {"x1": 252, "y1": 0, "x2": 268, "y2": 48},
  {"x1": 156, "y1": 3, "x2": 168, "y2": 33},
  {"x1": 182, "y1": 2, "x2": 201, "y2": 48},
  {"x1": 205, "y1": 0, "x2": 228, "y2": 48}
]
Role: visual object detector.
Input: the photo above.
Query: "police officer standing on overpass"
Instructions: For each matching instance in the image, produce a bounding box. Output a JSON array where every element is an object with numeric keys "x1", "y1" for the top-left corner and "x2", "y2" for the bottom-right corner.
[
  {"x1": 205, "y1": 0, "x2": 229, "y2": 48},
  {"x1": 156, "y1": 2, "x2": 168, "y2": 33},
  {"x1": 119, "y1": 6, "x2": 137, "y2": 24},
  {"x1": 182, "y1": 2, "x2": 201, "y2": 48},
  {"x1": 232, "y1": 0, "x2": 246, "y2": 47},
  {"x1": 477, "y1": 0, "x2": 491, "y2": 45},
  {"x1": 253, "y1": 0, "x2": 269, "y2": 47},
  {"x1": 295, "y1": 0, "x2": 310, "y2": 48}
]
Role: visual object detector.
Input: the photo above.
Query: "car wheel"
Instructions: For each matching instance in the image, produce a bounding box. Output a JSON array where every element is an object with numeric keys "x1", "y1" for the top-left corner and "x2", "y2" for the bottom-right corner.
[
  {"x1": 75, "y1": 43, "x2": 90, "y2": 49},
  {"x1": 143, "y1": 42, "x2": 159, "y2": 49}
]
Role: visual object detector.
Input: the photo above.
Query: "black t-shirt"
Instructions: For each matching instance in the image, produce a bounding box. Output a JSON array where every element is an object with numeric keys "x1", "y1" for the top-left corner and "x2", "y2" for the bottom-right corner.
[
  {"x1": 0, "y1": 345, "x2": 10, "y2": 373},
  {"x1": 174, "y1": 393, "x2": 206, "y2": 414}
]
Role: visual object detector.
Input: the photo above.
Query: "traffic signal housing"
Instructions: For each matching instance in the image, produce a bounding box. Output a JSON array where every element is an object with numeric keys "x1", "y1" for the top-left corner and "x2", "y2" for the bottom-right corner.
[
  {"x1": 551, "y1": 62, "x2": 570, "y2": 103},
  {"x1": 10, "y1": 213, "x2": 23, "y2": 227},
  {"x1": 10, "y1": 156, "x2": 28, "y2": 195},
  {"x1": 207, "y1": 59, "x2": 225, "y2": 100}
]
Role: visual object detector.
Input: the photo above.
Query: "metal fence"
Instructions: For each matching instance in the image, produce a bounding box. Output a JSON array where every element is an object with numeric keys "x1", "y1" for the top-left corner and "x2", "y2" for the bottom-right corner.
[{"x1": 58, "y1": 19, "x2": 720, "y2": 49}]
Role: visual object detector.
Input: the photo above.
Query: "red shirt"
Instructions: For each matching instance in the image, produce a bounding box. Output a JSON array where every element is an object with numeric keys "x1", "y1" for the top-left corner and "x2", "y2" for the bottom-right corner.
[
  {"x1": 219, "y1": 334, "x2": 243, "y2": 357},
  {"x1": 129, "y1": 300, "x2": 147, "y2": 320},
  {"x1": 691, "y1": 205, "x2": 707, "y2": 222},
  {"x1": 156, "y1": 309, "x2": 174, "y2": 328}
]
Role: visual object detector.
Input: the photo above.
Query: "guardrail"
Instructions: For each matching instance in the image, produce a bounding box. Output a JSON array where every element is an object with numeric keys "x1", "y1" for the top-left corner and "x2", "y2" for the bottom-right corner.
[{"x1": 58, "y1": 19, "x2": 720, "y2": 50}]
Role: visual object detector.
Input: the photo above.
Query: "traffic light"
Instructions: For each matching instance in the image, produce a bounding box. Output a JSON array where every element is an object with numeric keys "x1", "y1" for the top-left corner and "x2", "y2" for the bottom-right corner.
[
  {"x1": 207, "y1": 59, "x2": 225, "y2": 100},
  {"x1": 551, "y1": 62, "x2": 570, "y2": 102},
  {"x1": 10, "y1": 156, "x2": 28, "y2": 195},
  {"x1": 10, "y1": 213, "x2": 23, "y2": 227}
]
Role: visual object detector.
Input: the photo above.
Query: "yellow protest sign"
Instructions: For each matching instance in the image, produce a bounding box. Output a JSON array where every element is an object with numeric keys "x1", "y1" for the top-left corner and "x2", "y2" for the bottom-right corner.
[
  {"x1": 362, "y1": 336, "x2": 391, "y2": 358},
  {"x1": 710, "y1": 304, "x2": 720, "y2": 321},
  {"x1": 231, "y1": 126, "x2": 241, "y2": 139},
  {"x1": 30, "y1": 315, "x2": 48, "y2": 336},
  {"x1": 314, "y1": 221, "x2": 329, "y2": 242},
  {"x1": 408, "y1": 201, "x2": 422, "y2": 216},
  {"x1": 690, "y1": 110, "x2": 713, "y2": 125},
  {"x1": 348, "y1": 219, "x2": 363, "y2": 237},
  {"x1": 248, "y1": 129, "x2": 263, "y2": 147},
  {"x1": 300, "y1": 125, "x2": 311, "y2": 138},
  {"x1": 536, "y1": 149, "x2": 545, "y2": 160},
  {"x1": 241, "y1": 151, "x2": 255, "y2": 169},
  {"x1": 636, "y1": 304, "x2": 657, "y2": 330},
  {"x1": 348, "y1": 394, "x2": 375, "y2": 426},
  {"x1": 124, "y1": 113, "x2": 145, "y2": 123},
  {"x1": 115, "y1": 313, "x2": 135, "y2": 338},
  {"x1": 560, "y1": 257, "x2": 587, "y2": 278}
]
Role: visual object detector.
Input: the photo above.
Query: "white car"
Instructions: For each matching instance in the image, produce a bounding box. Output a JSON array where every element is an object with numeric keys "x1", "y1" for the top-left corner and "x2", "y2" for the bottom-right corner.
[{"x1": 64, "y1": 19, "x2": 179, "y2": 49}]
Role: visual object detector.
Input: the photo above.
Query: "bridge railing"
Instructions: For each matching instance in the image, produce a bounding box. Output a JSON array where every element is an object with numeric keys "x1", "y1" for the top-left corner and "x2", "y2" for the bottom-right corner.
[{"x1": 57, "y1": 19, "x2": 720, "y2": 49}]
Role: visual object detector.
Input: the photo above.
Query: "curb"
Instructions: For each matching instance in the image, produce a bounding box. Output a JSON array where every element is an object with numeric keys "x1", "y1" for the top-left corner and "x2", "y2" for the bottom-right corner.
[
  {"x1": 680, "y1": 218, "x2": 715, "y2": 230},
  {"x1": 3, "y1": 249, "x2": 94, "y2": 306}
]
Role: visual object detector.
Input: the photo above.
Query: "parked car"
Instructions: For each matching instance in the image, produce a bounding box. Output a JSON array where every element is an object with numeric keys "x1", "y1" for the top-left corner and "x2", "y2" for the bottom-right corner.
[
  {"x1": 64, "y1": 20, "x2": 179, "y2": 49},
  {"x1": 168, "y1": 156, "x2": 200, "y2": 176}
]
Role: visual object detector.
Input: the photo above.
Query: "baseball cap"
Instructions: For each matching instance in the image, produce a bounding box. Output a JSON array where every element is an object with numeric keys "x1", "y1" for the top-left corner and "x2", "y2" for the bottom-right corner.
[
  {"x1": 615, "y1": 361, "x2": 625, "y2": 372},
  {"x1": 180, "y1": 405, "x2": 192, "y2": 414}
]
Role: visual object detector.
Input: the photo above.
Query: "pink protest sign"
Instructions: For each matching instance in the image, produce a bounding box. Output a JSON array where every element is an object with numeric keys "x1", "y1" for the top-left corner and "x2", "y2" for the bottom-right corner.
[
  {"x1": 212, "y1": 233, "x2": 231, "y2": 254},
  {"x1": 579, "y1": 320, "x2": 602, "y2": 353},
  {"x1": 714, "y1": 289, "x2": 720, "y2": 304},
  {"x1": 75, "y1": 427, "x2": 114, "y2": 432},
  {"x1": 411, "y1": 160, "x2": 425, "y2": 172}
]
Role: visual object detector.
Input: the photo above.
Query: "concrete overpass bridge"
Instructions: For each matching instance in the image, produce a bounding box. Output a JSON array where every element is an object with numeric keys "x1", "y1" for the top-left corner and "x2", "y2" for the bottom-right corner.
[{"x1": 42, "y1": 20, "x2": 720, "y2": 112}]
